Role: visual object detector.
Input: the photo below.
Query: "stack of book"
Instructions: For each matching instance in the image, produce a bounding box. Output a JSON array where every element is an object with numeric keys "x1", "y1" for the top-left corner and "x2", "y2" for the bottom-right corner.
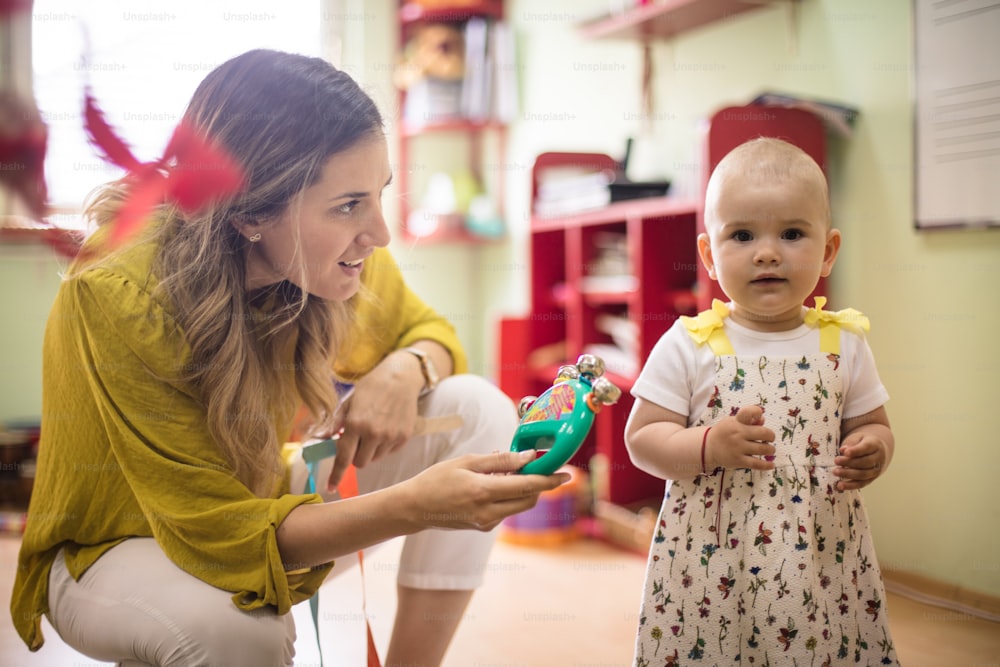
[{"x1": 534, "y1": 166, "x2": 616, "y2": 218}]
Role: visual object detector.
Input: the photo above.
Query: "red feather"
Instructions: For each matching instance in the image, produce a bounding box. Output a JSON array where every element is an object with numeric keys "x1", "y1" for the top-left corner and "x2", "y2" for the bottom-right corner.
[
  {"x1": 112, "y1": 168, "x2": 169, "y2": 246},
  {"x1": 162, "y1": 122, "x2": 245, "y2": 213},
  {"x1": 83, "y1": 91, "x2": 141, "y2": 172},
  {"x1": 82, "y1": 90, "x2": 245, "y2": 248}
]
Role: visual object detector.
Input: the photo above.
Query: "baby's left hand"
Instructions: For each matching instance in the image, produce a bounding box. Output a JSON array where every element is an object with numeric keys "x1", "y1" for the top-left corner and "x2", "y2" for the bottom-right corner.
[{"x1": 833, "y1": 432, "x2": 890, "y2": 491}]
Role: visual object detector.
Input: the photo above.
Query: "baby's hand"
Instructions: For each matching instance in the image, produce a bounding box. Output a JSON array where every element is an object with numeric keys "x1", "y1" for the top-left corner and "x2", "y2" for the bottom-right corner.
[
  {"x1": 705, "y1": 405, "x2": 776, "y2": 472},
  {"x1": 833, "y1": 432, "x2": 889, "y2": 491}
]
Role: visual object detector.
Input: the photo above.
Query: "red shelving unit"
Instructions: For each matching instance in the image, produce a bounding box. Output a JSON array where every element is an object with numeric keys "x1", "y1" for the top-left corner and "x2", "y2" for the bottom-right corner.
[
  {"x1": 498, "y1": 105, "x2": 828, "y2": 507},
  {"x1": 499, "y1": 152, "x2": 700, "y2": 506}
]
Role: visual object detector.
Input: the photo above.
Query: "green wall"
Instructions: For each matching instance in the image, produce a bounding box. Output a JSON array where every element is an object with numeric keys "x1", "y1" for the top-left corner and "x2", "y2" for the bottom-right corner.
[
  {"x1": 496, "y1": 0, "x2": 1000, "y2": 598},
  {"x1": 4, "y1": 0, "x2": 998, "y2": 600},
  {"x1": 0, "y1": 244, "x2": 63, "y2": 424}
]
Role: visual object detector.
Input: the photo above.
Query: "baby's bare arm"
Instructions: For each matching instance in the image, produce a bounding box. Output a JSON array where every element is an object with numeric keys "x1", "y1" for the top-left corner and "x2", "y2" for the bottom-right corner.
[{"x1": 626, "y1": 400, "x2": 775, "y2": 480}]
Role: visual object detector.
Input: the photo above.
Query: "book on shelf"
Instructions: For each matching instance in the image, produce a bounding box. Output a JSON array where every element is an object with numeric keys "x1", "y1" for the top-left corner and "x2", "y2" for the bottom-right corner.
[
  {"x1": 403, "y1": 17, "x2": 518, "y2": 126},
  {"x1": 533, "y1": 165, "x2": 670, "y2": 218},
  {"x1": 750, "y1": 91, "x2": 860, "y2": 139}
]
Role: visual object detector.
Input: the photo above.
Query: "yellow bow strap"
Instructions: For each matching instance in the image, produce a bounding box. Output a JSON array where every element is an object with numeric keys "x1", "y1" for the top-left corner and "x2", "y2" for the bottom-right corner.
[
  {"x1": 803, "y1": 296, "x2": 870, "y2": 355},
  {"x1": 681, "y1": 299, "x2": 735, "y2": 356}
]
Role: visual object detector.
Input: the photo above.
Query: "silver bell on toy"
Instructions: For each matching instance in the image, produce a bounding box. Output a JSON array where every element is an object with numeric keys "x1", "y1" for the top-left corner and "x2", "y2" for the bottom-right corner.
[
  {"x1": 590, "y1": 376, "x2": 622, "y2": 406},
  {"x1": 517, "y1": 395, "x2": 538, "y2": 419},
  {"x1": 576, "y1": 353, "x2": 605, "y2": 380}
]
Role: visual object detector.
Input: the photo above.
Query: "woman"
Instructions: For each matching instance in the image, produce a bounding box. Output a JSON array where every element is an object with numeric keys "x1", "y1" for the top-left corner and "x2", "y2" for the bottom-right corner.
[{"x1": 11, "y1": 49, "x2": 564, "y2": 666}]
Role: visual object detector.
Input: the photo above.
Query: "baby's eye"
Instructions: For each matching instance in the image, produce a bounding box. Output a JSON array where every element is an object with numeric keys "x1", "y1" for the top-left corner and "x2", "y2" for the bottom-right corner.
[
  {"x1": 732, "y1": 230, "x2": 753, "y2": 242},
  {"x1": 782, "y1": 228, "x2": 804, "y2": 240}
]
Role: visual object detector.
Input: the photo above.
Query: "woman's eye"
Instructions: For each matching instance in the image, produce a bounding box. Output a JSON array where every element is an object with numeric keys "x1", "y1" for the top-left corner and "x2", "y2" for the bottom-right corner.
[{"x1": 335, "y1": 200, "x2": 361, "y2": 215}]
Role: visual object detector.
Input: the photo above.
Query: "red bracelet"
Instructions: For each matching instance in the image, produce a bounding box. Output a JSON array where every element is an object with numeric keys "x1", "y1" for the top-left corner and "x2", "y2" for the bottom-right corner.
[{"x1": 701, "y1": 426, "x2": 712, "y2": 475}]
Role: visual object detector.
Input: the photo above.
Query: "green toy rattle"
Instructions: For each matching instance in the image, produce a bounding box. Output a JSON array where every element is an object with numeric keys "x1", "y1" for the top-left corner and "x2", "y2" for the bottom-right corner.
[{"x1": 511, "y1": 354, "x2": 622, "y2": 476}]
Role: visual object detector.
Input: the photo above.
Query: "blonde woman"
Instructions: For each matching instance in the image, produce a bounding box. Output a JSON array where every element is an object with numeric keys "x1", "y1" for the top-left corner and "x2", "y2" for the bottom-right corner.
[{"x1": 11, "y1": 50, "x2": 564, "y2": 667}]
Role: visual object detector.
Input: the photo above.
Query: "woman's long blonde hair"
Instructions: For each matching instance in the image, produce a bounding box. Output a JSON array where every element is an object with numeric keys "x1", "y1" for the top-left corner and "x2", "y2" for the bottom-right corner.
[{"x1": 81, "y1": 50, "x2": 384, "y2": 495}]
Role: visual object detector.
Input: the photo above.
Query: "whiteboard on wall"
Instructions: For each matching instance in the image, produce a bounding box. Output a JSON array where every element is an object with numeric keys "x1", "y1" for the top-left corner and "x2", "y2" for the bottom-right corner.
[{"x1": 913, "y1": 0, "x2": 1000, "y2": 229}]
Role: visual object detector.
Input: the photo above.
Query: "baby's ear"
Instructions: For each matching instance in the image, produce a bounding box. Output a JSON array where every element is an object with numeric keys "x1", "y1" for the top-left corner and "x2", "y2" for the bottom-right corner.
[
  {"x1": 696, "y1": 233, "x2": 717, "y2": 280},
  {"x1": 821, "y1": 228, "x2": 842, "y2": 277}
]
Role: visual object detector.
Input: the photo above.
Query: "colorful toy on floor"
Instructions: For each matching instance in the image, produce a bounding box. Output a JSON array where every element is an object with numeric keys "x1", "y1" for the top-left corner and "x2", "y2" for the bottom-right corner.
[
  {"x1": 511, "y1": 354, "x2": 621, "y2": 476},
  {"x1": 500, "y1": 465, "x2": 586, "y2": 546}
]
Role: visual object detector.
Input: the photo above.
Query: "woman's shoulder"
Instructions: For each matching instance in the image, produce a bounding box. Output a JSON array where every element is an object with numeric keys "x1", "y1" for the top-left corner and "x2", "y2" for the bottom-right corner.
[
  {"x1": 71, "y1": 228, "x2": 165, "y2": 302},
  {"x1": 63, "y1": 234, "x2": 184, "y2": 348}
]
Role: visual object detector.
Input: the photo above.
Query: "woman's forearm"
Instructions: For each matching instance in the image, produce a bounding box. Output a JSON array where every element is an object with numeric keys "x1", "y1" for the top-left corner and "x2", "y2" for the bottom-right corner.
[{"x1": 276, "y1": 485, "x2": 419, "y2": 569}]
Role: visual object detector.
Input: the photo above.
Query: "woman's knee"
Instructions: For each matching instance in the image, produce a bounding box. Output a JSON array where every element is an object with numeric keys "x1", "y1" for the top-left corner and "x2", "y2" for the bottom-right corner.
[
  {"x1": 429, "y1": 374, "x2": 516, "y2": 423},
  {"x1": 425, "y1": 374, "x2": 518, "y2": 456}
]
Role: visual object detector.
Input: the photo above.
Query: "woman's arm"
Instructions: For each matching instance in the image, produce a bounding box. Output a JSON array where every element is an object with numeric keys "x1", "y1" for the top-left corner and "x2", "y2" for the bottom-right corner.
[{"x1": 277, "y1": 451, "x2": 568, "y2": 568}]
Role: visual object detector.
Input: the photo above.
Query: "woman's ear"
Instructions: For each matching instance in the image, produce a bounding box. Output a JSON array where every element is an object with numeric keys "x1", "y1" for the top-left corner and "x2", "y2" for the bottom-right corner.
[
  {"x1": 230, "y1": 214, "x2": 262, "y2": 244},
  {"x1": 697, "y1": 232, "x2": 717, "y2": 280}
]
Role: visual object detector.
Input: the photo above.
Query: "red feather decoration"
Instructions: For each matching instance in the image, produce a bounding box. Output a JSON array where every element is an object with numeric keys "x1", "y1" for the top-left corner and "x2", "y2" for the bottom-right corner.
[
  {"x1": 82, "y1": 92, "x2": 141, "y2": 172},
  {"x1": 82, "y1": 90, "x2": 245, "y2": 247},
  {"x1": 162, "y1": 122, "x2": 245, "y2": 215}
]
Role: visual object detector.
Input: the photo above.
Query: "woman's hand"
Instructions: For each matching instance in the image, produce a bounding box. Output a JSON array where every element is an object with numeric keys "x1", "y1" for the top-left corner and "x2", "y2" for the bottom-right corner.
[
  {"x1": 326, "y1": 352, "x2": 425, "y2": 489},
  {"x1": 278, "y1": 450, "x2": 570, "y2": 568},
  {"x1": 403, "y1": 451, "x2": 571, "y2": 532}
]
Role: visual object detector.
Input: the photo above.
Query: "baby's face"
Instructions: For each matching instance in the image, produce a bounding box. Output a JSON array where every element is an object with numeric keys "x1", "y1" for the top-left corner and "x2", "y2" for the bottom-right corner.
[{"x1": 699, "y1": 168, "x2": 839, "y2": 332}]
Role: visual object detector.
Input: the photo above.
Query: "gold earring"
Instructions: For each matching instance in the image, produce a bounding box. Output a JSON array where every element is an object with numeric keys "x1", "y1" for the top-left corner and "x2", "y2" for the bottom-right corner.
[{"x1": 248, "y1": 233, "x2": 262, "y2": 243}]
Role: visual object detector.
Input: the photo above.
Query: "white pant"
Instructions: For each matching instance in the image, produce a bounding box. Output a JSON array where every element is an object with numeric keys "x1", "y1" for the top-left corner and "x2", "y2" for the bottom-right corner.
[
  {"x1": 46, "y1": 375, "x2": 517, "y2": 666},
  {"x1": 291, "y1": 374, "x2": 518, "y2": 590}
]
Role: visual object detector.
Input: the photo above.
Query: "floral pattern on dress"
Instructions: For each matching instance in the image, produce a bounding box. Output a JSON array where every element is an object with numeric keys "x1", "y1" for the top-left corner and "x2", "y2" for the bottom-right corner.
[{"x1": 633, "y1": 346, "x2": 898, "y2": 666}]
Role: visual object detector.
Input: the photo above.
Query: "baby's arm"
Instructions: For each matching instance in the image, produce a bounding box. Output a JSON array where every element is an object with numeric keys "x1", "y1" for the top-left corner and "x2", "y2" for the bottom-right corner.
[
  {"x1": 834, "y1": 406, "x2": 894, "y2": 491},
  {"x1": 625, "y1": 400, "x2": 776, "y2": 480}
]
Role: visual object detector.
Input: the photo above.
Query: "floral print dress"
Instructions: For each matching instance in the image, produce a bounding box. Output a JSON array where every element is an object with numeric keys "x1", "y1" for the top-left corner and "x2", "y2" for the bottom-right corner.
[{"x1": 634, "y1": 303, "x2": 898, "y2": 666}]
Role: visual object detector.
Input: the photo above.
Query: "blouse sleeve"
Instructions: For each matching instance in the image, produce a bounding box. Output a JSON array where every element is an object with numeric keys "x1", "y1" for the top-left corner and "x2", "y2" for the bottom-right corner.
[
  {"x1": 335, "y1": 247, "x2": 467, "y2": 379},
  {"x1": 73, "y1": 268, "x2": 332, "y2": 614}
]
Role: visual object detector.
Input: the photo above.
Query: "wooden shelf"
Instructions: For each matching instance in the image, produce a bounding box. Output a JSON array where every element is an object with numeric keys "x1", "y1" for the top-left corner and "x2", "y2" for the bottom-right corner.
[
  {"x1": 531, "y1": 195, "x2": 698, "y2": 231},
  {"x1": 399, "y1": 1, "x2": 503, "y2": 24},
  {"x1": 400, "y1": 119, "x2": 505, "y2": 138},
  {"x1": 0, "y1": 223, "x2": 82, "y2": 255},
  {"x1": 578, "y1": 0, "x2": 779, "y2": 41},
  {"x1": 400, "y1": 226, "x2": 505, "y2": 245}
]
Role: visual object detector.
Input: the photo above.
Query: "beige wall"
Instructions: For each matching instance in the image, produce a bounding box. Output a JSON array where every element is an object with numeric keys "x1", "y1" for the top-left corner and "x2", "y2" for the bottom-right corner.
[{"x1": 3, "y1": 0, "x2": 998, "y2": 598}]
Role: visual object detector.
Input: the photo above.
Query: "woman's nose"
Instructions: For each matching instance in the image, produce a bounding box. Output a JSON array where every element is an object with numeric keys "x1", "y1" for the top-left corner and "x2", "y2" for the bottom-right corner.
[{"x1": 360, "y1": 207, "x2": 391, "y2": 248}]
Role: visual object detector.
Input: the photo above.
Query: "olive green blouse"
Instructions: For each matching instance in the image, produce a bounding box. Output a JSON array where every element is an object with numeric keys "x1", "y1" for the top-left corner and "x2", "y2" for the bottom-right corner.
[{"x1": 11, "y1": 235, "x2": 466, "y2": 650}]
